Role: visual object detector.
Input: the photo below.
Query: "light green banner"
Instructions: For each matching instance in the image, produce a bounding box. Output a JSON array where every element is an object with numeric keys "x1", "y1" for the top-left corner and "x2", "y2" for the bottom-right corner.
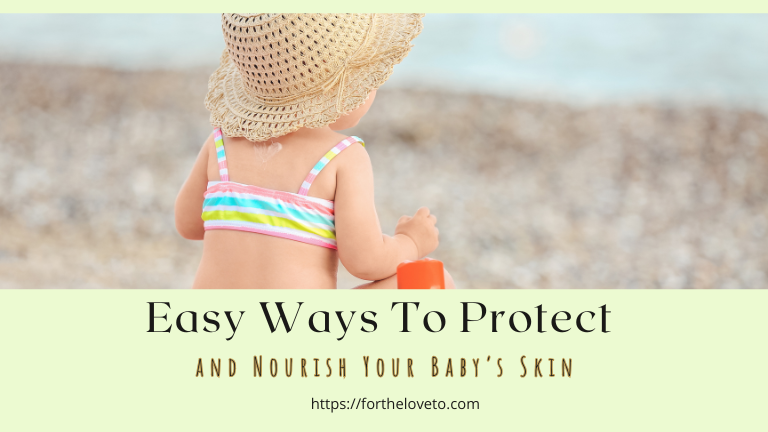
[
  {"x1": 0, "y1": 290, "x2": 765, "y2": 431},
  {"x1": 3, "y1": 2, "x2": 768, "y2": 12}
]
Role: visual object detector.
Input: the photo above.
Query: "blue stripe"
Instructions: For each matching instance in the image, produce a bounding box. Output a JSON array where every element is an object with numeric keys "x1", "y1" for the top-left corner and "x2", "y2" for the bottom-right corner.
[
  {"x1": 217, "y1": 148, "x2": 226, "y2": 159},
  {"x1": 311, "y1": 160, "x2": 326, "y2": 173},
  {"x1": 203, "y1": 196, "x2": 334, "y2": 226}
]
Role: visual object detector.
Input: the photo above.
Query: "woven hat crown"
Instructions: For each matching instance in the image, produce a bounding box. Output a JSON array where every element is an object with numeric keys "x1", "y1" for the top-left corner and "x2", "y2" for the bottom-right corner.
[
  {"x1": 206, "y1": 13, "x2": 424, "y2": 142},
  {"x1": 223, "y1": 13, "x2": 372, "y2": 101}
]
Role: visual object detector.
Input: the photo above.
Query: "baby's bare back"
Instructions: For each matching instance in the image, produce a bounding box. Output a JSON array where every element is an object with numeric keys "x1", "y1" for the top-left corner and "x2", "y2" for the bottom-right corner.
[
  {"x1": 193, "y1": 127, "x2": 350, "y2": 289},
  {"x1": 194, "y1": 230, "x2": 339, "y2": 289}
]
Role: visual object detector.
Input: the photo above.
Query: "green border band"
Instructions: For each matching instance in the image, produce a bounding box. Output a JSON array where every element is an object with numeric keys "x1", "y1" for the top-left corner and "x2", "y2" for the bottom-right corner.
[{"x1": 3, "y1": 2, "x2": 768, "y2": 13}]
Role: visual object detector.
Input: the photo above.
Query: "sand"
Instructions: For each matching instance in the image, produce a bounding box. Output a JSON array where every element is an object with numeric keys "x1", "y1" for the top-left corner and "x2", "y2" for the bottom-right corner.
[{"x1": 1, "y1": 63, "x2": 766, "y2": 289}]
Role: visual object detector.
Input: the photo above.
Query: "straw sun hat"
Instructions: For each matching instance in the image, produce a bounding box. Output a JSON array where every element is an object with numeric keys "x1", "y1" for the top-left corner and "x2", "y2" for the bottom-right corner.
[{"x1": 205, "y1": 13, "x2": 425, "y2": 142}]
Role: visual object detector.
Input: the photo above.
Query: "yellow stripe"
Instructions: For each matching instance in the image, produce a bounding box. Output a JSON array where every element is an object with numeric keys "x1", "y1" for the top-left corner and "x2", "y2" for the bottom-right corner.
[{"x1": 202, "y1": 210, "x2": 335, "y2": 239}]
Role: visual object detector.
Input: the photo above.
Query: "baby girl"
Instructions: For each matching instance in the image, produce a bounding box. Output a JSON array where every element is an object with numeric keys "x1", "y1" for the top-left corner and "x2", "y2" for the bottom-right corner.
[{"x1": 175, "y1": 14, "x2": 451, "y2": 289}]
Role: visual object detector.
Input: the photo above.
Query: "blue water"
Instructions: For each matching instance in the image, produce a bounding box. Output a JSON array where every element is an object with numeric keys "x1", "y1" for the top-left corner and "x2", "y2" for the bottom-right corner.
[{"x1": 2, "y1": 14, "x2": 768, "y2": 106}]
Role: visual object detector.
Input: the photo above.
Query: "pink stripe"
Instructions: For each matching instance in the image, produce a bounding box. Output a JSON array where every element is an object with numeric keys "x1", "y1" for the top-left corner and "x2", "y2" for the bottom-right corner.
[
  {"x1": 205, "y1": 225, "x2": 337, "y2": 249},
  {"x1": 220, "y1": 174, "x2": 229, "y2": 181},
  {"x1": 333, "y1": 138, "x2": 353, "y2": 151},
  {"x1": 205, "y1": 183, "x2": 334, "y2": 215},
  {"x1": 304, "y1": 173, "x2": 317, "y2": 183},
  {"x1": 214, "y1": 129, "x2": 223, "y2": 139},
  {"x1": 218, "y1": 161, "x2": 228, "y2": 170},
  {"x1": 297, "y1": 187, "x2": 309, "y2": 195}
]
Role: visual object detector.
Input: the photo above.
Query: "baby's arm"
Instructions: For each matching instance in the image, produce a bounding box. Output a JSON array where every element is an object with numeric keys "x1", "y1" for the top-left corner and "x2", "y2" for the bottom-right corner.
[
  {"x1": 334, "y1": 144, "x2": 439, "y2": 281},
  {"x1": 174, "y1": 133, "x2": 213, "y2": 240}
]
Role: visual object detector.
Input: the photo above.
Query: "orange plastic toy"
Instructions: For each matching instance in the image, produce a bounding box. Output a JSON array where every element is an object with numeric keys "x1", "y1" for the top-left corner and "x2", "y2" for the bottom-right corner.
[{"x1": 396, "y1": 258, "x2": 445, "y2": 289}]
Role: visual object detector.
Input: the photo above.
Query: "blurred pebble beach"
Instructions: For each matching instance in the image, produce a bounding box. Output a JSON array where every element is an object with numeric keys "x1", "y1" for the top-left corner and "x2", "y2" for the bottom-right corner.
[{"x1": 0, "y1": 62, "x2": 766, "y2": 289}]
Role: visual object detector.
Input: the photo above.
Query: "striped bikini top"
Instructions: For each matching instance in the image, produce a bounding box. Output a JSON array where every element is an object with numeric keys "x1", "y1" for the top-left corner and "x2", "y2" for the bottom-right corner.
[{"x1": 202, "y1": 128, "x2": 364, "y2": 250}]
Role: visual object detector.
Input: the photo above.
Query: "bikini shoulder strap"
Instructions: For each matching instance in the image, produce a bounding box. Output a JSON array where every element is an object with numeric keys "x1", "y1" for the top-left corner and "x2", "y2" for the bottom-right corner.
[
  {"x1": 213, "y1": 128, "x2": 229, "y2": 182},
  {"x1": 298, "y1": 136, "x2": 365, "y2": 196}
]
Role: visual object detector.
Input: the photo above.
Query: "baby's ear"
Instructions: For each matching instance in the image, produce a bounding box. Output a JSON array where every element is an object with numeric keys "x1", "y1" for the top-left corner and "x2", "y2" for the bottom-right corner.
[
  {"x1": 328, "y1": 115, "x2": 349, "y2": 131},
  {"x1": 331, "y1": 89, "x2": 377, "y2": 130}
]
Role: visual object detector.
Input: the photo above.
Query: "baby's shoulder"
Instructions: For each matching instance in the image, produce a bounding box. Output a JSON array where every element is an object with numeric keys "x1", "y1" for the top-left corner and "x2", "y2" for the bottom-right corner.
[
  {"x1": 332, "y1": 136, "x2": 371, "y2": 182},
  {"x1": 332, "y1": 132, "x2": 369, "y2": 163},
  {"x1": 312, "y1": 129, "x2": 368, "y2": 162}
]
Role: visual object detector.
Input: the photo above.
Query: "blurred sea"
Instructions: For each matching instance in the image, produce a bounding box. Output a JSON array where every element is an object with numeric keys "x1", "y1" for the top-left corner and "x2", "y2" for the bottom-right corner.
[{"x1": 1, "y1": 14, "x2": 768, "y2": 107}]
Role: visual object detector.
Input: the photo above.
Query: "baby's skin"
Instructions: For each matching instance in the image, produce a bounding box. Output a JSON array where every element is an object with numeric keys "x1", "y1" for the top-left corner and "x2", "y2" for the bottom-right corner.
[{"x1": 175, "y1": 90, "x2": 452, "y2": 289}]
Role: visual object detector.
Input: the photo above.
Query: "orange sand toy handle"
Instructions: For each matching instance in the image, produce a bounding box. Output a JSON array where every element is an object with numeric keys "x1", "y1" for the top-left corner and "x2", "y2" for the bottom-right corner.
[{"x1": 397, "y1": 258, "x2": 445, "y2": 289}]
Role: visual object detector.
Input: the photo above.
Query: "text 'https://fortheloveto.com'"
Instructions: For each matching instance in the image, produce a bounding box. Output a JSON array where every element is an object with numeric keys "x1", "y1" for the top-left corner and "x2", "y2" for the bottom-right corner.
[{"x1": 311, "y1": 397, "x2": 480, "y2": 412}]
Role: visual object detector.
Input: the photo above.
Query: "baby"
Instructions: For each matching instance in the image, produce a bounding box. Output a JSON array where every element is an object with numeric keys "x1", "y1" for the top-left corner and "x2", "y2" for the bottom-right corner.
[{"x1": 174, "y1": 14, "x2": 451, "y2": 289}]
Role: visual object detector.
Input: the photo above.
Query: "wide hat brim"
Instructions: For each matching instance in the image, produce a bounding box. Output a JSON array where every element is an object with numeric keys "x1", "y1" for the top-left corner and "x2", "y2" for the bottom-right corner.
[{"x1": 205, "y1": 13, "x2": 424, "y2": 142}]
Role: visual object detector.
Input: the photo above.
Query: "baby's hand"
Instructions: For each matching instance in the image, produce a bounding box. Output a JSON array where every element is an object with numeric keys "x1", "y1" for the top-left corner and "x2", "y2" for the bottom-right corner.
[{"x1": 395, "y1": 207, "x2": 439, "y2": 258}]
